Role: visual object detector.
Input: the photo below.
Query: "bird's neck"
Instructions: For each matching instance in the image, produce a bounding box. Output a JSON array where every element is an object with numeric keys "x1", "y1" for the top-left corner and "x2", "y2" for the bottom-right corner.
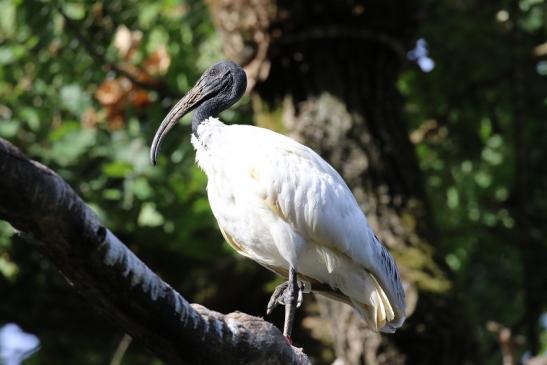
[{"x1": 192, "y1": 98, "x2": 225, "y2": 137}]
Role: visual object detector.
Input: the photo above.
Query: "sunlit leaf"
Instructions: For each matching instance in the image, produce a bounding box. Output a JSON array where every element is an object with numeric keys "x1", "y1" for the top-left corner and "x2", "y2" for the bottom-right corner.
[
  {"x1": 60, "y1": 84, "x2": 92, "y2": 117},
  {"x1": 0, "y1": 255, "x2": 18, "y2": 281},
  {"x1": 0, "y1": 120, "x2": 18, "y2": 137},
  {"x1": 20, "y1": 107, "x2": 40, "y2": 131},
  {"x1": 138, "y1": 202, "x2": 164, "y2": 227},
  {"x1": 63, "y1": 3, "x2": 85, "y2": 20},
  {"x1": 47, "y1": 128, "x2": 96, "y2": 166},
  {"x1": 447, "y1": 187, "x2": 460, "y2": 209},
  {"x1": 0, "y1": 0, "x2": 16, "y2": 37},
  {"x1": 102, "y1": 161, "x2": 134, "y2": 178}
]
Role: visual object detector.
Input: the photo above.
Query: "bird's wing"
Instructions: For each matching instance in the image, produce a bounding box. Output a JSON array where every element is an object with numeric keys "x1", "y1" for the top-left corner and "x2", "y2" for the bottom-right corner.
[{"x1": 246, "y1": 130, "x2": 405, "y2": 330}]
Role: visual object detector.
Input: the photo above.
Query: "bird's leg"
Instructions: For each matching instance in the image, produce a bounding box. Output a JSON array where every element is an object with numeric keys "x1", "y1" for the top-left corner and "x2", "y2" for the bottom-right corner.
[{"x1": 283, "y1": 266, "x2": 298, "y2": 338}]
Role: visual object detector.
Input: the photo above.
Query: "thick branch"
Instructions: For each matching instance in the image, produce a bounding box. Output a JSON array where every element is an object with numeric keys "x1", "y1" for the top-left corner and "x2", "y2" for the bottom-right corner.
[{"x1": 0, "y1": 138, "x2": 309, "y2": 365}]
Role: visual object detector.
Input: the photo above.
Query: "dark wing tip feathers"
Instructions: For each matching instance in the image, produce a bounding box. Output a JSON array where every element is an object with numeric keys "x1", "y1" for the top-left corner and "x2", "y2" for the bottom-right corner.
[{"x1": 375, "y1": 234, "x2": 406, "y2": 307}]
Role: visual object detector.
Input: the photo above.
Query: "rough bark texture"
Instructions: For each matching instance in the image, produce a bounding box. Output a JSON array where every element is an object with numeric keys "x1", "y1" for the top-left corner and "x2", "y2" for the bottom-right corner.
[
  {"x1": 0, "y1": 138, "x2": 310, "y2": 365},
  {"x1": 207, "y1": 0, "x2": 478, "y2": 363}
]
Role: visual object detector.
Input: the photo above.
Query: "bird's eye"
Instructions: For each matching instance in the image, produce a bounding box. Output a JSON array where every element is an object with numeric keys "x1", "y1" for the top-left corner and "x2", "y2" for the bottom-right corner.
[{"x1": 209, "y1": 69, "x2": 218, "y2": 76}]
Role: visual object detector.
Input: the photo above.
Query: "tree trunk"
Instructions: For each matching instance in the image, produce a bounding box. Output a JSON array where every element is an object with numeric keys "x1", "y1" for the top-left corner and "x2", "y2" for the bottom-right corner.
[
  {"x1": 510, "y1": 1, "x2": 546, "y2": 355},
  {"x1": 207, "y1": 1, "x2": 478, "y2": 363}
]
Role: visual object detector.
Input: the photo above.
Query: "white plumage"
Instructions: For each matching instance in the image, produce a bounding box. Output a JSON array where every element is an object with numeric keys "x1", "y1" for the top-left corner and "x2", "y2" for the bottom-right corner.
[
  {"x1": 150, "y1": 61, "x2": 406, "y2": 335},
  {"x1": 191, "y1": 117, "x2": 405, "y2": 332}
]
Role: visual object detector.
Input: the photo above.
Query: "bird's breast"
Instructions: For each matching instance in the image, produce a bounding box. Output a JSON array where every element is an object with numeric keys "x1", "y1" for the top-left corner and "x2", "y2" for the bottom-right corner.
[
  {"x1": 206, "y1": 170, "x2": 287, "y2": 268},
  {"x1": 191, "y1": 124, "x2": 286, "y2": 267}
]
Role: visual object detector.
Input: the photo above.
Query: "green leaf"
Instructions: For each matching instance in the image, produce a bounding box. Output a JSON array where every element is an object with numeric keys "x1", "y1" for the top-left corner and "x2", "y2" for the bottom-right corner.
[
  {"x1": 138, "y1": 203, "x2": 164, "y2": 227},
  {"x1": 0, "y1": 46, "x2": 24, "y2": 65},
  {"x1": 0, "y1": 255, "x2": 18, "y2": 281},
  {"x1": 0, "y1": 119, "x2": 18, "y2": 137},
  {"x1": 47, "y1": 128, "x2": 96, "y2": 166},
  {"x1": 102, "y1": 188, "x2": 122, "y2": 200},
  {"x1": 447, "y1": 187, "x2": 460, "y2": 209},
  {"x1": 20, "y1": 106, "x2": 40, "y2": 131},
  {"x1": 474, "y1": 171, "x2": 492, "y2": 188},
  {"x1": 49, "y1": 121, "x2": 80, "y2": 141},
  {"x1": 63, "y1": 3, "x2": 85, "y2": 20},
  {"x1": 60, "y1": 84, "x2": 91, "y2": 117},
  {"x1": 132, "y1": 177, "x2": 153, "y2": 200},
  {"x1": 102, "y1": 161, "x2": 134, "y2": 178},
  {"x1": 0, "y1": 0, "x2": 16, "y2": 37}
]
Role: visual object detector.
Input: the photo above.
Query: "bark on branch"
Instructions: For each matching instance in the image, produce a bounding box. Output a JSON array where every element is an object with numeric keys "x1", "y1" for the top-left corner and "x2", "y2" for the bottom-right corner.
[{"x1": 0, "y1": 138, "x2": 309, "y2": 365}]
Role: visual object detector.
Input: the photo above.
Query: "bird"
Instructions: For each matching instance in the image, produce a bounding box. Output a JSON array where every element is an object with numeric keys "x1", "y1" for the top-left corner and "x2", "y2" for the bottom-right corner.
[{"x1": 150, "y1": 60, "x2": 406, "y2": 339}]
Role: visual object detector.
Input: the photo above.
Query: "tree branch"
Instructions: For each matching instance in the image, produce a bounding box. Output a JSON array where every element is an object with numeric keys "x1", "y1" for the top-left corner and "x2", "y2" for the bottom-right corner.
[{"x1": 0, "y1": 138, "x2": 309, "y2": 365}]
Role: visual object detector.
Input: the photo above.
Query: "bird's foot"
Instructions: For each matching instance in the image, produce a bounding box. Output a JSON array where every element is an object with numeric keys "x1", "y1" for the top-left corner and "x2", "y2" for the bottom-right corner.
[{"x1": 266, "y1": 280, "x2": 309, "y2": 315}]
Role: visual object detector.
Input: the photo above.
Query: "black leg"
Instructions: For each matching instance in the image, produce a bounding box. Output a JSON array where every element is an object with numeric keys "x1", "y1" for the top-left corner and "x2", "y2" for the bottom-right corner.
[{"x1": 283, "y1": 266, "x2": 298, "y2": 338}]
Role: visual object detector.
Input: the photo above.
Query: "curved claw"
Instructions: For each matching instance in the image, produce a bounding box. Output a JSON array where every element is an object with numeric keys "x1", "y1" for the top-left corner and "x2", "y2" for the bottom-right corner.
[
  {"x1": 296, "y1": 282, "x2": 305, "y2": 308},
  {"x1": 267, "y1": 282, "x2": 288, "y2": 315},
  {"x1": 267, "y1": 280, "x2": 308, "y2": 314}
]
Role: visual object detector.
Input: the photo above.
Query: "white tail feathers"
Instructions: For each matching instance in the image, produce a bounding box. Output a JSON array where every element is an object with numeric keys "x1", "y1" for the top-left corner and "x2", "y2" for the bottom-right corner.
[
  {"x1": 312, "y1": 241, "x2": 405, "y2": 332},
  {"x1": 351, "y1": 273, "x2": 403, "y2": 333}
]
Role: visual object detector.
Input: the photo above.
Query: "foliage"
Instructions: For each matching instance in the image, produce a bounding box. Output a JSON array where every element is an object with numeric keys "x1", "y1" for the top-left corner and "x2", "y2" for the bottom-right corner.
[
  {"x1": 402, "y1": 0, "x2": 547, "y2": 360},
  {"x1": 0, "y1": 0, "x2": 545, "y2": 364}
]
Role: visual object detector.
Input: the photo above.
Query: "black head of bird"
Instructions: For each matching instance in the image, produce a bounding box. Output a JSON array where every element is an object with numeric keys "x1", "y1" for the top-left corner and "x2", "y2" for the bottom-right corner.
[{"x1": 150, "y1": 60, "x2": 247, "y2": 165}]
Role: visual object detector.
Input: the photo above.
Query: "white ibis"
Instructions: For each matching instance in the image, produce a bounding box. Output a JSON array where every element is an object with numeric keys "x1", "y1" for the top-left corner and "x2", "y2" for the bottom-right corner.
[{"x1": 150, "y1": 61, "x2": 406, "y2": 339}]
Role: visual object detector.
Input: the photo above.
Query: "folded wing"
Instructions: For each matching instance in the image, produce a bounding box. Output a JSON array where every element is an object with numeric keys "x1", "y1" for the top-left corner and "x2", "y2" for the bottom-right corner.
[{"x1": 245, "y1": 128, "x2": 406, "y2": 331}]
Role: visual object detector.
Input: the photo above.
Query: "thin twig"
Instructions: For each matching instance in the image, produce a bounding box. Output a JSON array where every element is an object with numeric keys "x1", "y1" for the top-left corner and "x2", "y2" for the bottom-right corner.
[{"x1": 110, "y1": 334, "x2": 132, "y2": 365}]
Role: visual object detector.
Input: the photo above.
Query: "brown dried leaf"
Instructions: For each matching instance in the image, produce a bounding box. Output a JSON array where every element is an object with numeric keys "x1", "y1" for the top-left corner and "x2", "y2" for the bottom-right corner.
[
  {"x1": 129, "y1": 89, "x2": 150, "y2": 108},
  {"x1": 106, "y1": 108, "x2": 125, "y2": 130},
  {"x1": 81, "y1": 108, "x2": 99, "y2": 129},
  {"x1": 95, "y1": 79, "x2": 124, "y2": 106},
  {"x1": 114, "y1": 25, "x2": 143, "y2": 61},
  {"x1": 143, "y1": 46, "x2": 171, "y2": 76}
]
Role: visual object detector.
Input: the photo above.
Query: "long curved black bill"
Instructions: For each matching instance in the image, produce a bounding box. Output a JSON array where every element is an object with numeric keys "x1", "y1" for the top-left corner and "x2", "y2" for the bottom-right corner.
[{"x1": 150, "y1": 83, "x2": 205, "y2": 165}]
